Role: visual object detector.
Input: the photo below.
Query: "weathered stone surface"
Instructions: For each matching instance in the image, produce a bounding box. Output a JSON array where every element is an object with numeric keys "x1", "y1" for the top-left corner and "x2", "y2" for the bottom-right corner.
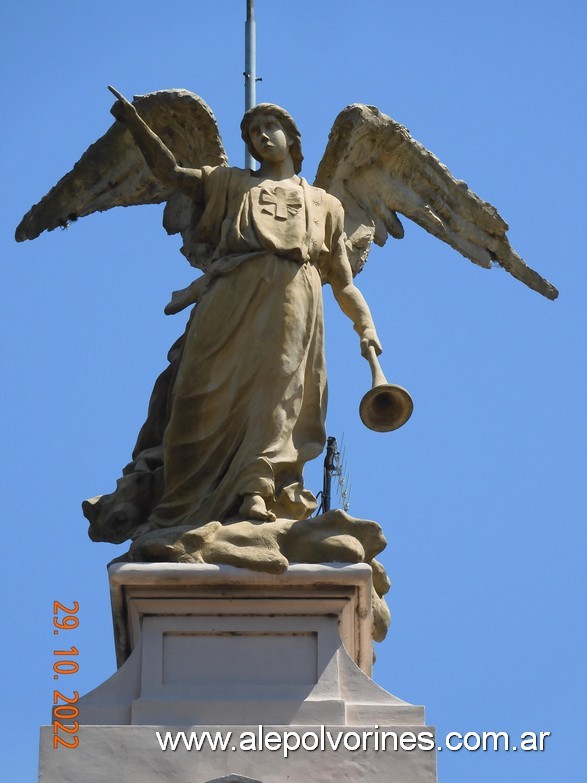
[
  {"x1": 15, "y1": 89, "x2": 227, "y2": 245},
  {"x1": 126, "y1": 510, "x2": 390, "y2": 641},
  {"x1": 315, "y1": 103, "x2": 558, "y2": 299},
  {"x1": 128, "y1": 510, "x2": 383, "y2": 568},
  {"x1": 68, "y1": 94, "x2": 388, "y2": 544},
  {"x1": 16, "y1": 88, "x2": 557, "y2": 582}
]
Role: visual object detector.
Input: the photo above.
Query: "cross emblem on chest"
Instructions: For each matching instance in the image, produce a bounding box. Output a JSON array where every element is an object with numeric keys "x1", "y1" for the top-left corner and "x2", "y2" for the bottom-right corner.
[{"x1": 259, "y1": 186, "x2": 303, "y2": 221}]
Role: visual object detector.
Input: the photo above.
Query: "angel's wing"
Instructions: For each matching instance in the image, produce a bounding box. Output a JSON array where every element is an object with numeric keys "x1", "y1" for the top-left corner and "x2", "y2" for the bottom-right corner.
[
  {"x1": 314, "y1": 104, "x2": 557, "y2": 300},
  {"x1": 15, "y1": 89, "x2": 227, "y2": 267}
]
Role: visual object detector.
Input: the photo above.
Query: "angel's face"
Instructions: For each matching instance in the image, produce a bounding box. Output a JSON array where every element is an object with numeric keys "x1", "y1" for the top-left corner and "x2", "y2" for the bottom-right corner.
[{"x1": 248, "y1": 113, "x2": 293, "y2": 164}]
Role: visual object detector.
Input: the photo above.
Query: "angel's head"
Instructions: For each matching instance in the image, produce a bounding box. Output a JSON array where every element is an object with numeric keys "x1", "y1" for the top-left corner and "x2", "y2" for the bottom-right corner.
[{"x1": 241, "y1": 104, "x2": 303, "y2": 173}]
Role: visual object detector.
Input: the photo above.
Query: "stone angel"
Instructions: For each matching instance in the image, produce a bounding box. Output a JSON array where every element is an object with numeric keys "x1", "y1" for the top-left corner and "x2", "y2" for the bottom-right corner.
[{"x1": 16, "y1": 88, "x2": 558, "y2": 551}]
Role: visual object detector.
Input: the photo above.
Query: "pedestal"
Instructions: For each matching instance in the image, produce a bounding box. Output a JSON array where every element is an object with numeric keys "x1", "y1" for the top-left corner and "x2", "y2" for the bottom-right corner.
[{"x1": 39, "y1": 563, "x2": 437, "y2": 782}]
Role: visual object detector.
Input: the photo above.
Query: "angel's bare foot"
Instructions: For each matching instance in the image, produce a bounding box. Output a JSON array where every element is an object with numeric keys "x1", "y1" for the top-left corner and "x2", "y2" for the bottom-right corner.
[{"x1": 239, "y1": 493, "x2": 276, "y2": 521}]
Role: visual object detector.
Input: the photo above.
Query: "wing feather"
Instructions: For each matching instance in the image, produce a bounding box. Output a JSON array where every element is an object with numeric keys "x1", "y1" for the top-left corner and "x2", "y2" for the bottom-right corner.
[
  {"x1": 315, "y1": 104, "x2": 558, "y2": 300},
  {"x1": 16, "y1": 89, "x2": 227, "y2": 243}
]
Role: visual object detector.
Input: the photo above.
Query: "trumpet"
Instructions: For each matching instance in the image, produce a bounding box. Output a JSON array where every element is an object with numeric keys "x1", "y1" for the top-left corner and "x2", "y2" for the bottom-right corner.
[{"x1": 360, "y1": 346, "x2": 413, "y2": 432}]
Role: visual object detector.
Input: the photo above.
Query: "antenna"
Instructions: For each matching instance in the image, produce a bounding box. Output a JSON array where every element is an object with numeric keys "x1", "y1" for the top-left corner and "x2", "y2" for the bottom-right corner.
[
  {"x1": 320, "y1": 436, "x2": 352, "y2": 514},
  {"x1": 244, "y1": 0, "x2": 257, "y2": 169}
]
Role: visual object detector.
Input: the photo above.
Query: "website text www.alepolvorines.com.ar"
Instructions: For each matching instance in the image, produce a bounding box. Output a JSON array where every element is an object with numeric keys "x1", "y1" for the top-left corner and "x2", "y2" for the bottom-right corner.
[{"x1": 155, "y1": 726, "x2": 551, "y2": 758}]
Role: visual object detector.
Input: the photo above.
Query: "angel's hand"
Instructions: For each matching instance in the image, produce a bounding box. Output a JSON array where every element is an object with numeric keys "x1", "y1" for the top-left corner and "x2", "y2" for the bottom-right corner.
[
  {"x1": 108, "y1": 85, "x2": 138, "y2": 124},
  {"x1": 360, "y1": 327, "x2": 382, "y2": 358}
]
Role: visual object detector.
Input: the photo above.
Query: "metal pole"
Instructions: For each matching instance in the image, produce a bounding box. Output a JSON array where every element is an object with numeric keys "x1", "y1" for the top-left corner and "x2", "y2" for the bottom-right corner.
[
  {"x1": 244, "y1": 0, "x2": 256, "y2": 169},
  {"x1": 322, "y1": 437, "x2": 337, "y2": 513}
]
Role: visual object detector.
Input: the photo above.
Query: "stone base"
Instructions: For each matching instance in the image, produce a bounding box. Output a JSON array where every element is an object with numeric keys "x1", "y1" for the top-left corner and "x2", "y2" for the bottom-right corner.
[
  {"x1": 74, "y1": 563, "x2": 419, "y2": 726},
  {"x1": 40, "y1": 724, "x2": 438, "y2": 783},
  {"x1": 39, "y1": 563, "x2": 437, "y2": 782}
]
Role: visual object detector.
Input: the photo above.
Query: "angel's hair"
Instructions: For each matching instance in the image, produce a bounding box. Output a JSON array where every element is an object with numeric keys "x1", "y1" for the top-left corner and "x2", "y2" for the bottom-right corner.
[{"x1": 240, "y1": 103, "x2": 303, "y2": 174}]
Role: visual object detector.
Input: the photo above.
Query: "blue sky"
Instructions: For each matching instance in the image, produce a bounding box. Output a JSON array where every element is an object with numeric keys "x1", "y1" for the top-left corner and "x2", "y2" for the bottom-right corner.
[{"x1": 1, "y1": 1, "x2": 585, "y2": 780}]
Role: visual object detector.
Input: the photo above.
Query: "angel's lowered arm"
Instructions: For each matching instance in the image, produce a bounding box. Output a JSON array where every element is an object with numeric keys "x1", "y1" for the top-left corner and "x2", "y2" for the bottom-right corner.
[
  {"x1": 327, "y1": 204, "x2": 383, "y2": 360},
  {"x1": 331, "y1": 266, "x2": 382, "y2": 359},
  {"x1": 108, "y1": 86, "x2": 203, "y2": 196}
]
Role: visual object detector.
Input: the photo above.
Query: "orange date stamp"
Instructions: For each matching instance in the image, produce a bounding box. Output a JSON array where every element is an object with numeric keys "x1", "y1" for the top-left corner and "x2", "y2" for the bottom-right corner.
[{"x1": 52, "y1": 601, "x2": 79, "y2": 749}]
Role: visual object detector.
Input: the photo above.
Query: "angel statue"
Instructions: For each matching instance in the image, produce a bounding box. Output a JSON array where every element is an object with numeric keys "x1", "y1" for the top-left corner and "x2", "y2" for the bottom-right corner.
[{"x1": 16, "y1": 87, "x2": 556, "y2": 600}]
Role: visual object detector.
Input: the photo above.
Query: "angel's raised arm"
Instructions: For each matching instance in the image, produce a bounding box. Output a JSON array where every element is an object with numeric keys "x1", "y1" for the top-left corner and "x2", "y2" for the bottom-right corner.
[
  {"x1": 108, "y1": 86, "x2": 202, "y2": 196},
  {"x1": 15, "y1": 88, "x2": 226, "y2": 246}
]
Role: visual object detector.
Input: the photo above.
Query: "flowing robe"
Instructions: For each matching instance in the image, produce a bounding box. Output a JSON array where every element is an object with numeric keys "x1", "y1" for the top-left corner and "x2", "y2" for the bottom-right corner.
[{"x1": 148, "y1": 166, "x2": 350, "y2": 528}]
